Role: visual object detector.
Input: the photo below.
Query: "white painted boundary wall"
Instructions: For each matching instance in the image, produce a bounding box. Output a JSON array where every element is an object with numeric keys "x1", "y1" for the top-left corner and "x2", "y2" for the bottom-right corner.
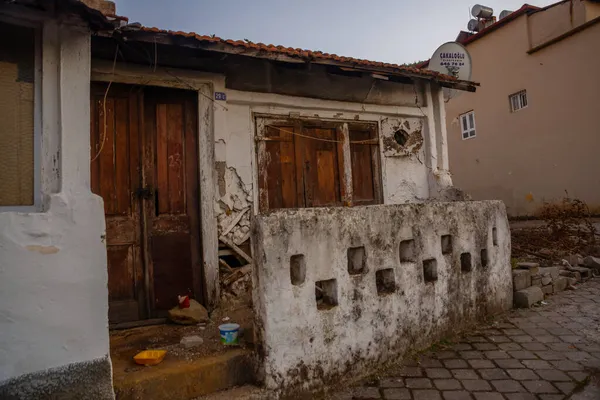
[
  {"x1": 252, "y1": 201, "x2": 512, "y2": 394},
  {"x1": 0, "y1": 18, "x2": 111, "y2": 392}
]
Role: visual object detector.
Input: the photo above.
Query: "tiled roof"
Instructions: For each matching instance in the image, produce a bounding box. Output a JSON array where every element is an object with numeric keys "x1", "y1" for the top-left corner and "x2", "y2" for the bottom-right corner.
[{"x1": 133, "y1": 26, "x2": 476, "y2": 87}]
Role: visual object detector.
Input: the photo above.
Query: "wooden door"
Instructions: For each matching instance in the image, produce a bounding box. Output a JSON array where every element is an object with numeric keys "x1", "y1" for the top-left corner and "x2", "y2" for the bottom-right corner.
[
  {"x1": 143, "y1": 87, "x2": 201, "y2": 314},
  {"x1": 91, "y1": 83, "x2": 146, "y2": 324}
]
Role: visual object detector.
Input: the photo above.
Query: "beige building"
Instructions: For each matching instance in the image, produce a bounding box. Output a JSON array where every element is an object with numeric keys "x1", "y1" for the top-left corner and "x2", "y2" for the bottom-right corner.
[{"x1": 443, "y1": 0, "x2": 600, "y2": 217}]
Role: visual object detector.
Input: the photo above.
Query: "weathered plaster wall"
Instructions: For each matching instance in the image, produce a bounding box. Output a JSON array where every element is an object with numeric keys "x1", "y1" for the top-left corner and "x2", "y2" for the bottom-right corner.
[
  {"x1": 252, "y1": 201, "x2": 512, "y2": 393},
  {"x1": 0, "y1": 20, "x2": 113, "y2": 398}
]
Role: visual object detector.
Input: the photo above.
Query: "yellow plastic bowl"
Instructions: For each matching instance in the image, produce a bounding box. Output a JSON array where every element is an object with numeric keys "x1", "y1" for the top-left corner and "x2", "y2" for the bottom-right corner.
[{"x1": 133, "y1": 350, "x2": 167, "y2": 366}]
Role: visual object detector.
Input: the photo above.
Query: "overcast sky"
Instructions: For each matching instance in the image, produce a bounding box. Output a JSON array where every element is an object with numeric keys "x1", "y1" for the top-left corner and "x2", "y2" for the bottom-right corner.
[{"x1": 113, "y1": 0, "x2": 552, "y2": 65}]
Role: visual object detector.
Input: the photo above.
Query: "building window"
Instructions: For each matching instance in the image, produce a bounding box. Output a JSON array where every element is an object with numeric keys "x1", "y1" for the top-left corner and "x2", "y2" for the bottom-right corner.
[
  {"x1": 256, "y1": 118, "x2": 382, "y2": 211},
  {"x1": 460, "y1": 111, "x2": 476, "y2": 140},
  {"x1": 509, "y1": 90, "x2": 528, "y2": 112},
  {"x1": 0, "y1": 21, "x2": 40, "y2": 209}
]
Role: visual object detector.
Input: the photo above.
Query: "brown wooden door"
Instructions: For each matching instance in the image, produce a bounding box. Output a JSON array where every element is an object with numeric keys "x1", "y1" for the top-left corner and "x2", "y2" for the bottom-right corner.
[
  {"x1": 91, "y1": 83, "x2": 146, "y2": 324},
  {"x1": 143, "y1": 87, "x2": 201, "y2": 314}
]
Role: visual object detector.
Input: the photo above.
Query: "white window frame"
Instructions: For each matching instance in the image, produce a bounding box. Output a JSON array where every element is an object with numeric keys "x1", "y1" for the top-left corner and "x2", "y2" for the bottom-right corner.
[
  {"x1": 460, "y1": 110, "x2": 476, "y2": 140},
  {"x1": 0, "y1": 16, "x2": 42, "y2": 212},
  {"x1": 509, "y1": 90, "x2": 528, "y2": 112}
]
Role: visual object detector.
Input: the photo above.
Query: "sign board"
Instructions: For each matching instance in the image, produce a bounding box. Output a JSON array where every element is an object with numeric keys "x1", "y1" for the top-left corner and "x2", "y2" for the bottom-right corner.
[{"x1": 428, "y1": 42, "x2": 472, "y2": 81}]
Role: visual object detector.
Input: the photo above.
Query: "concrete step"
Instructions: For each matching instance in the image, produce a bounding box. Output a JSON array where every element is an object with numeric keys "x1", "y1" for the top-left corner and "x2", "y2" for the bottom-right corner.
[{"x1": 113, "y1": 348, "x2": 255, "y2": 400}]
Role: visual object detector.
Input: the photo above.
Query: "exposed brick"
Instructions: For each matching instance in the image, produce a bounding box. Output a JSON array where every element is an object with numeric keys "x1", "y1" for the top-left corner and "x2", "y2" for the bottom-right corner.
[
  {"x1": 461, "y1": 379, "x2": 492, "y2": 391},
  {"x1": 506, "y1": 369, "x2": 539, "y2": 380},
  {"x1": 434, "y1": 379, "x2": 461, "y2": 390},
  {"x1": 413, "y1": 389, "x2": 442, "y2": 400},
  {"x1": 490, "y1": 379, "x2": 526, "y2": 392},
  {"x1": 406, "y1": 378, "x2": 433, "y2": 389},
  {"x1": 426, "y1": 368, "x2": 452, "y2": 379},
  {"x1": 442, "y1": 390, "x2": 472, "y2": 400},
  {"x1": 382, "y1": 388, "x2": 411, "y2": 400},
  {"x1": 521, "y1": 380, "x2": 559, "y2": 393}
]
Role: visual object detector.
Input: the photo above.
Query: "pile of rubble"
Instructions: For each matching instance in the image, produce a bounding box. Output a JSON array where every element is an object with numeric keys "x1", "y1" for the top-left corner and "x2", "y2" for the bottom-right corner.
[{"x1": 512, "y1": 256, "x2": 600, "y2": 308}]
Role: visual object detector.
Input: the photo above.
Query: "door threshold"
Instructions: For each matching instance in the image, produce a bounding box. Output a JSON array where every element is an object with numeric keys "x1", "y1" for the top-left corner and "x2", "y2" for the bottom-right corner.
[{"x1": 110, "y1": 318, "x2": 167, "y2": 331}]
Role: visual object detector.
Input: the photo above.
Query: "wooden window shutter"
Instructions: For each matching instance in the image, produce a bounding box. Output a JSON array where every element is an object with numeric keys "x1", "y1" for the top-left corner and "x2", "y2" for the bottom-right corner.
[{"x1": 349, "y1": 126, "x2": 382, "y2": 206}]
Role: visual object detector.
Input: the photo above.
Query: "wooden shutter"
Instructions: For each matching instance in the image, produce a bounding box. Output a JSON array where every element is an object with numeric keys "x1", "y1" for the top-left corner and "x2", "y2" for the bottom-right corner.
[{"x1": 349, "y1": 126, "x2": 382, "y2": 206}]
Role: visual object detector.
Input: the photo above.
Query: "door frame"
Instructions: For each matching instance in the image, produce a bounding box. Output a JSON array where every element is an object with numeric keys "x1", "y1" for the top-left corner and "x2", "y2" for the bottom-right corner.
[{"x1": 91, "y1": 62, "x2": 220, "y2": 310}]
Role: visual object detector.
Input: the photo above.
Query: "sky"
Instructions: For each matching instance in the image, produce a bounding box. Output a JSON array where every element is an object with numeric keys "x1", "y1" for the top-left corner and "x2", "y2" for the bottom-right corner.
[{"x1": 113, "y1": 0, "x2": 553, "y2": 65}]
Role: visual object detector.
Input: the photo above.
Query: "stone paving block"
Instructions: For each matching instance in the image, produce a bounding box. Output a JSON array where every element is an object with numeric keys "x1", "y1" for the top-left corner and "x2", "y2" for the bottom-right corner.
[
  {"x1": 473, "y1": 343, "x2": 497, "y2": 351},
  {"x1": 553, "y1": 381, "x2": 576, "y2": 395},
  {"x1": 535, "y1": 351, "x2": 565, "y2": 360},
  {"x1": 535, "y1": 369, "x2": 570, "y2": 382},
  {"x1": 538, "y1": 395, "x2": 565, "y2": 400},
  {"x1": 512, "y1": 335, "x2": 535, "y2": 343},
  {"x1": 452, "y1": 343, "x2": 473, "y2": 351},
  {"x1": 434, "y1": 379, "x2": 461, "y2": 390},
  {"x1": 504, "y1": 394, "x2": 537, "y2": 400},
  {"x1": 478, "y1": 369, "x2": 509, "y2": 380},
  {"x1": 522, "y1": 359, "x2": 553, "y2": 370},
  {"x1": 547, "y1": 342, "x2": 576, "y2": 351},
  {"x1": 559, "y1": 335, "x2": 585, "y2": 343},
  {"x1": 507, "y1": 350, "x2": 537, "y2": 360},
  {"x1": 549, "y1": 360, "x2": 584, "y2": 371},
  {"x1": 484, "y1": 351, "x2": 510, "y2": 360},
  {"x1": 481, "y1": 329, "x2": 502, "y2": 336},
  {"x1": 444, "y1": 359, "x2": 469, "y2": 369},
  {"x1": 487, "y1": 335, "x2": 511, "y2": 343},
  {"x1": 436, "y1": 351, "x2": 459, "y2": 359},
  {"x1": 506, "y1": 368, "x2": 539, "y2": 380},
  {"x1": 473, "y1": 393, "x2": 504, "y2": 400},
  {"x1": 498, "y1": 343, "x2": 523, "y2": 351},
  {"x1": 546, "y1": 327, "x2": 573, "y2": 336},
  {"x1": 542, "y1": 285, "x2": 554, "y2": 295},
  {"x1": 452, "y1": 369, "x2": 479, "y2": 380},
  {"x1": 405, "y1": 378, "x2": 432, "y2": 389},
  {"x1": 553, "y1": 277, "x2": 568, "y2": 293},
  {"x1": 442, "y1": 390, "x2": 472, "y2": 400},
  {"x1": 514, "y1": 287, "x2": 543, "y2": 308},
  {"x1": 419, "y1": 357, "x2": 444, "y2": 368},
  {"x1": 490, "y1": 379, "x2": 526, "y2": 392},
  {"x1": 564, "y1": 351, "x2": 592, "y2": 362},
  {"x1": 465, "y1": 336, "x2": 488, "y2": 343},
  {"x1": 566, "y1": 370, "x2": 590, "y2": 382},
  {"x1": 461, "y1": 379, "x2": 491, "y2": 391},
  {"x1": 521, "y1": 380, "x2": 559, "y2": 393},
  {"x1": 398, "y1": 366, "x2": 423, "y2": 377},
  {"x1": 536, "y1": 336, "x2": 561, "y2": 344},
  {"x1": 522, "y1": 327, "x2": 550, "y2": 336},
  {"x1": 352, "y1": 386, "x2": 382, "y2": 399},
  {"x1": 382, "y1": 388, "x2": 410, "y2": 400},
  {"x1": 459, "y1": 351, "x2": 485, "y2": 360},
  {"x1": 426, "y1": 368, "x2": 452, "y2": 379},
  {"x1": 468, "y1": 360, "x2": 495, "y2": 369},
  {"x1": 494, "y1": 359, "x2": 525, "y2": 369},
  {"x1": 503, "y1": 329, "x2": 526, "y2": 336},
  {"x1": 413, "y1": 389, "x2": 442, "y2": 400},
  {"x1": 380, "y1": 378, "x2": 405, "y2": 388}
]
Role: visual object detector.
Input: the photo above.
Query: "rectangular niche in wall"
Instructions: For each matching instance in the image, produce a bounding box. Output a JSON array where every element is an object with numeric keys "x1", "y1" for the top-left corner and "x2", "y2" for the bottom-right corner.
[
  {"x1": 290, "y1": 254, "x2": 306, "y2": 286},
  {"x1": 400, "y1": 239, "x2": 415, "y2": 262},
  {"x1": 441, "y1": 235, "x2": 453, "y2": 255},
  {"x1": 315, "y1": 279, "x2": 338, "y2": 310},
  {"x1": 481, "y1": 249, "x2": 489, "y2": 268},
  {"x1": 423, "y1": 258, "x2": 438, "y2": 283},
  {"x1": 492, "y1": 227, "x2": 498, "y2": 246},
  {"x1": 376, "y1": 268, "x2": 396, "y2": 295},
  {"x1": 347, "y1": 246, "x2": 367, "y2": 275},
  {"x1": 460, "y1": 252, "x2": 472, "y2": 272}
]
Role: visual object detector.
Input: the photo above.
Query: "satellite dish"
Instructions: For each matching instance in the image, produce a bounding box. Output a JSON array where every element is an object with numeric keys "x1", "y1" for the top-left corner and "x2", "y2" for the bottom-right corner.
[{"x1": 427, "y1": 41, "x2": 472, "y2": 100}]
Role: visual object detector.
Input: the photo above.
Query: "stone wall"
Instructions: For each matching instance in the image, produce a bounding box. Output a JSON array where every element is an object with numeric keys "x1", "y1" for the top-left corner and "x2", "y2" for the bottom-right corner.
[{"x1": 251, "y1": 201, "x2": 512, "y2": 394}]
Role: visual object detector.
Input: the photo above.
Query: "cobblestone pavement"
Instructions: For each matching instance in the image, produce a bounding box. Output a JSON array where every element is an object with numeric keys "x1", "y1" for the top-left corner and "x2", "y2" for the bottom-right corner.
[{"x1": 331, "y1": 278, "x2": 600, "y2": 400}]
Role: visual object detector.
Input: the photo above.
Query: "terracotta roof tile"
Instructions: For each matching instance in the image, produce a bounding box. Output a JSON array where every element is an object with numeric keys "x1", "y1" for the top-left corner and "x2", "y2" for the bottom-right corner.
[{"x1": 133, "y1": 26, "x2": 473, "y2": 85}]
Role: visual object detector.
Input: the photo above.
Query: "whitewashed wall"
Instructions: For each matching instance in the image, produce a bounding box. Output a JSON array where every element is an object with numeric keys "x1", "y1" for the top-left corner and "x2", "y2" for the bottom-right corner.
[{"x1": 0, "y1": 19, "x2": 113, "y2": 399}]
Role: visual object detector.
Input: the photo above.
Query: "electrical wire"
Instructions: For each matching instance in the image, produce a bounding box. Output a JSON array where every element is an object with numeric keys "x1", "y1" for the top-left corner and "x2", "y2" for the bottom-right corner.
[{"x1": 260, "y1": 125, "x2": 378, "y2": 144}]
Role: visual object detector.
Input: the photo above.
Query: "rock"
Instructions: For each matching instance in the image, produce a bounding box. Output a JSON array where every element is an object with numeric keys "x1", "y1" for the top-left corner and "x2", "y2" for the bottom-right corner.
[
  {"x1": 517, "y1": 262, "x2": 540, "y2": 275},
  {"x1": 542, "y1": 285, "x2": 554, "y2": 295},
  {"x1": 583, "y1": 256, "x2": 600, "y2": 270},
  {"x1": 539, "y1": 266, "x2": 560, "y2": 280},
  {"x1": 566, "y1": 254, "x2": 584, "y2": 267},
  {"x1": 531, "y1": 274, "x2": 542, "y2": 287},
  {"x1": 541, "y1": 275, "x2": 553, "y2": 286},
  {"x1": 180, "y1": 335, "x2": 204, "y2": 348},
  {"x1": 567, "y1": 278, "x2": 578, "y2": 287},
  {"x1": 168, "y1": 299, "x2": 209, "y2": 325},
  {"x1": 513, "y1": 269, "x2": 531, "y2": 291},
  {"x1": 572, "y1": 266, "x2": 592, "y2": 280},
  {"x1": 553, "y1": 277, "x2": 568, "y2": 292},
  {"x1": 514, "y1": 286, "x2": 544, "y2": 308},
  {"x1": 560, "y1": 270, "x2": 581, "y2": 281},
  {"x1": 539, "y1": 248, "x2": 553, "y2": 256}
]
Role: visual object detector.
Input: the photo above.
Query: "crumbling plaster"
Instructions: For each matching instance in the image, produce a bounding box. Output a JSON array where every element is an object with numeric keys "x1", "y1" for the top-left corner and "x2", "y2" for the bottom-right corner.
[
  {"x1": 0, "y1": 19, "x2": 112, "y2": 399},
  {"x1": 252, "y1": 201, "x2": 512, "y2": 394}
]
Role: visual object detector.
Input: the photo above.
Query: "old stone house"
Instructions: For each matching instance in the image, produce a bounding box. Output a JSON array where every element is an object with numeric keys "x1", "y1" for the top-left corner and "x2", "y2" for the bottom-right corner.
[{"x1": 0, "y1": 0, "x2": 512, "y2": 398}]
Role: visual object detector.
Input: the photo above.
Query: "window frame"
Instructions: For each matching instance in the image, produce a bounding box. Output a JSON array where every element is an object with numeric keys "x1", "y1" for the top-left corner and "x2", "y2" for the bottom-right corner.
[
  {"x1": 459, "y1": 110, "x2": 476, "y2": 140},
  {"x1": 509, "y1": 90, "x2": 528, "y2": 113},
  {"x1": 0, "y1": 16, "x2": 42, "y2": 212},
  {"x1": 255, "y1": 115, "x2": 383, "y2": 212}
]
